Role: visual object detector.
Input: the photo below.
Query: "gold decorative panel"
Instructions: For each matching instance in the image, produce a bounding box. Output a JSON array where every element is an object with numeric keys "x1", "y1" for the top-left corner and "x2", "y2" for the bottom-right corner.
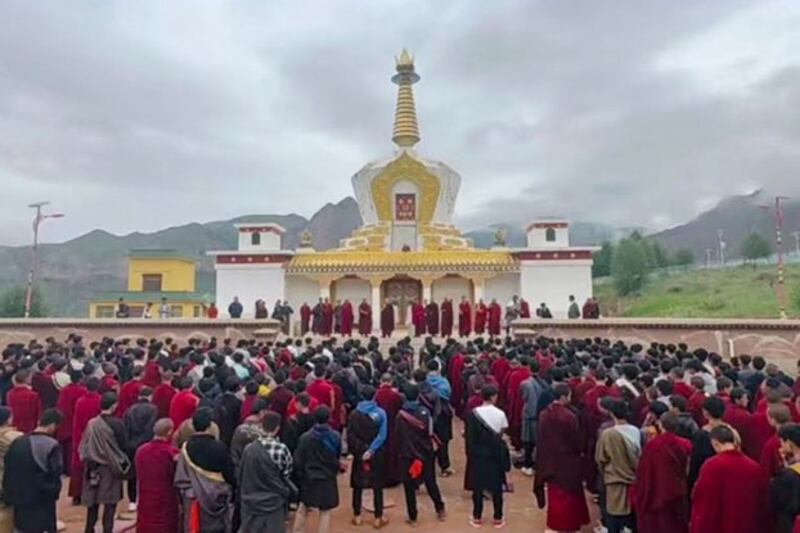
[{"x1": 370, "y1": 152, "x2": 440, "y2": 224}]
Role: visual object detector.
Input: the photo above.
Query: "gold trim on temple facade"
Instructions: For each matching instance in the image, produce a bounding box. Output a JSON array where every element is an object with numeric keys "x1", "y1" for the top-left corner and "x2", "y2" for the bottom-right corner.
[
  {"x1": 370, "y1": 152, "x2": 441, "y2": 224},
  {"x1": 287, "y1": 250, "x2": 518, "y2": 274}
]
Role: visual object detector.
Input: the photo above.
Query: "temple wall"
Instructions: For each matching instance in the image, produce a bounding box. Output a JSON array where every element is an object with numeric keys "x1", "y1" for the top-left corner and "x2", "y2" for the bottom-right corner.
[
  {"x1": 432, "y1": 276, "x2": 471, "y2": 303},
  {"x1": 513, "y1": 318, "x2": 800, "y2": 372},
  {"x1": 215, "y1": 265, "x2": 286, "y2": 318},
  {"x1": 333, "y1": 277, "x2": 370, "y2": 306},
  {"x1": 0, "y1": 318, "x2": 282, "y2": 346},
  {"x1": 485, "y1": 273, "x2": 519, "y2": 306},
  {"x1": 519, "y1": 260, "x2": 592, "y2": 318},
  {"x1": 285, "y1": 275, "x2": 319, "y2": 313}
]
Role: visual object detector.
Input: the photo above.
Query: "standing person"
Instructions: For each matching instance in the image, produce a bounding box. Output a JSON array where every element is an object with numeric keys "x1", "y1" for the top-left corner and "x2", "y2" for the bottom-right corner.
[
  {"x1": 504, "y1": 296, "x2": 520, "y2": 335},
  {"x1": 239, "y1": 411, "x2": 294, "y2": 533},
  {"x1": 411, "y1": 299, "x2": 425, "y2": 337},
  {"x1": 158, "y1": 297, "x2": 170, "y2": 318},
  {"x1": 300, "y1": 302, "x2": 312, "y2": 335},
  {"x1": 141, "y1": 303, "x2": 153, "y2": 319},
  {"x1": 487, "y1": 299, "x2": 502, "y2": 337},
  {"x1": 207, "y1": 302, "x2": 219, "y2": 318},
  {"x1": 135, "y1": 419, "x2": 179, "y2": 533},
  {"x1": 70, "y1": 376, "x2": 103, "y2": 503},
  {"x1": 322, "y1": 298, "x2": 334, "y2": 336},
  {"x1": 690, "y1": 425, "x2": 769, "y2": 533},
  {"x1": 228, "y1": 296, "x2": 243, "y2": 318},
  {"x1": 633, "y1": 413, "x2": 693, "y2": 533},
  {"x1": 340, "y1": 299, "x2": 354, "y2": 337},
  {"x1": 440, "y1": 298, "x2": 453, "y2": 338},
  {"x1": 375, "y1": 374, "x2": 404, "y2": 486},
  {"x1": 293, "y1": 406, "x2": 341, "y2": 533},
  {"x1": 466, "y1": 385, "x2": 510, "y2": 528},
  {"x1": 123, "y1": 387, "x2": 159, "y2": 513},
  {"x1": 425, "y1": 361, "x2": 454, "y2": 476},
  {"x1": 2, "y1": 409, "x2": 63, "y2": 533},
  {"x1": 56, "y1": 370, "x2": 86, "y2": 474},
  {"x1": 79, "y1": 392, "x2": 130, "y2": 533},
  {"x1": 533, "y1": 384, "x2": 590, "y2": 533},
  {"x1": 0, "y1": 407, "x2": 22, "y2": 533},
  {"x1": 169, "y1": 376, "x2": 199, "y2": 431},
  {"x1": 395, "y1": 383, "x2": 446, "y2": 526},
  {"x1": 116, "y1": 297, "x2": 130, "y2": 318},
  {"x1": 6, "y1": 369, "x2": 41, "y2": 433},
  {"x1": 567, "y1": 295, "x2": 580, "y2": 319},
  {"x1": 348, "y1": 385, "x2": 389, "y2": 529},
  {"x1": 425, "y1": 299, "x2": 440, "y2": 337},
  {"x1": 358, "y1": 298, "x2": 372, "y2": 337},
  {"x1": 770, "y1": 423, "x2": 800, "y2": 533},
  {"x1": 474, "y1": 299, "x2": 488, "y2": 335},
  {"x1": 519, "y1": 361, "x2": 545, "y2": 476},
  {"x1": 759, "y1": 403, "x2": 793, "y2": 479},
  {"x1": 458, "y1": 296, "x2": 472, "y2": 338},
  {"x1": 595, "y1": 399, "x2": 641, "y2": 533},
  {"x1": 380, "y1": 299, "x2": 394, "y2": 339}
]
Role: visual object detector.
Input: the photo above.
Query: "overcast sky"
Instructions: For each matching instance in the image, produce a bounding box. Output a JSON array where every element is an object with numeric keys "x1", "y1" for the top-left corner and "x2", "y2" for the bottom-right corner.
[{"x1": 1, "y1": 0, "x2": 799, "y2": 246}]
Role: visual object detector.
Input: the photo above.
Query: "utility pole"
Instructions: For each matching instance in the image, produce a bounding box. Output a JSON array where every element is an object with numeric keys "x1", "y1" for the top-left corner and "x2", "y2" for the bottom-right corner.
[
  {"x1": 705, "y1": 248, "x2": 712, "y2": 268},
  {"x1": 23, "y1": 202, "x2": 64, "y2": 318},
  {"x1": 717, "y1": 229, "x2": 725, "y2": 266},
  {"x1": 760, "y1": 197, "x2": 790, "y2": 319},
  {"x1": 792, "y1": 231, "x2": 800, "y2": 257}
]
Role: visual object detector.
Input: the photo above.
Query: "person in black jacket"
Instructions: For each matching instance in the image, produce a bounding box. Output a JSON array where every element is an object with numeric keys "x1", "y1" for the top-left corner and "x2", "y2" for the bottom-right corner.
[
  {"x1": 214, "y1": 376, "x2": 243, "y2": 448},
  {"x1": 122, "y1": 387, "x2": 158, "y2": 511},
  {"x1": 228, "y1": 296, "x2": 243, "y2": 319},
  {"x1": 770, "y1": 423, "x2": 800, "y2": 533}
]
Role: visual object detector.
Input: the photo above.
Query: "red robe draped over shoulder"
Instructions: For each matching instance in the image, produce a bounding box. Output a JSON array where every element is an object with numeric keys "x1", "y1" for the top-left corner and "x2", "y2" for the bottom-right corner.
[
  {"x1": 6, "y1": 386, "x2": 41, "y2": 433},
  {"x1": 634, "y1": 431, "x2": 692, "y2": 533},
  {"x1": 135, "y1": 438, "x2": 179, "y2": 533},
  {"x1": 411, "y1": 302, "x2": 425, "y2": 337},
  {"x1": 380, "y1": 304, "x2": 394, "y2": 338},
  {"x1": 70, "y1": 391, "x2": 101, "y2": 498},
  {"x1": 440, "y1": 300, "x2": 453, "y2": 337},
  {"x1": 458, "y1": 301, "x2": 472, "y2": 337},
  {"x1": 340, "y1": 300, "x2": 354, "y2": 337},
  {"x1": 519, "y1": 299, "x2": 531, "y2": 318},
  {"x1": 488, "y1": 302, "x2": 502, "y2": 336},
  {"x1": 358, "y1": 302, "x2": 372, "y2": 335},
  {"x1": 300, "y1": 304, "x2": 311, "y2": 335},
  {"x1": 152, "y1": 383, "x2": 176, "y2": 419},
  {"x1": 690, "y1": 449, "x2": 769, "y2": 533},
  {"x1": 474, "y1": 303, "x2": 487, "y2": 334},
  {"x1": 375, "y1": 384, "x2": 404, "y2": 484},
  {"x1": 116, "y1": 379, "x2": 144, "y2": 417},
  {"x1": 448, "y1": 353, "x2": 466, "y2": 418},
  {"x1": 322, "y1": 302, "x2": 334, "y2": 335},
  {"x1": 169, "y1": 390, "x2": 199, "y2": 432},
  {"x1": 425, "y1": 302, "x2": 440, "y2": 336},
  {"x1": 505, "y1": 366, "x2": 531, "y2": 449},
  {"x1": 55, "y1": 382, "x2": 86, "y2": 474}
]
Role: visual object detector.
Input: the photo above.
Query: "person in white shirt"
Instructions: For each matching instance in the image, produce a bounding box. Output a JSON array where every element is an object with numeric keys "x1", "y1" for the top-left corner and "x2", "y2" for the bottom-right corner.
[{"x1": 158, "y1": 297, "x2": 170, "y2": 318}]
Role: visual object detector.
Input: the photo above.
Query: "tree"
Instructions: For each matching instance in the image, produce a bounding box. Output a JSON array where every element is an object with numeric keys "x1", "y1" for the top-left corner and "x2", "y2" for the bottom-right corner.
[
  {"x1": 649, "y1": 241, "x2": 670, "y2": 269},
  {"x1": 592, "y1": 242, "x2": 614, "y2": 278},
  {"x1": 612, "y1": 237, "x2": 650, "y2": 296},
  {"x1": 0, "y1": 286, "x2": 48, "y2": 318},
  {"x1": 740, "y1": 232, "x2": 772, "y2": 267},
  {"x1": 673, "y1": 248, "x2": 695, "y2": 266}
]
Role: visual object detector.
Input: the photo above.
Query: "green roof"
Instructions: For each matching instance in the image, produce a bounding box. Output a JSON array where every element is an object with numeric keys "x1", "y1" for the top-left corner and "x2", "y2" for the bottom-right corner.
[
  {"x1": 127, "y1": 249, "x2": 196, "y2": 261},
  {"x1": 91, "y1": 291, "x2": 213, "y2": 304}
]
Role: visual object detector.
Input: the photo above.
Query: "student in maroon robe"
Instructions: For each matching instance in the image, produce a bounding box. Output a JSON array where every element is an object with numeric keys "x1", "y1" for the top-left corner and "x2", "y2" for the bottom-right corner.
[
  {"x1": 152, "y1": 367, "x2": 177, "y2": 419},
  {"x1": 380, "y1": 300, "x2": 395, "y2": 338},
  {"x1": 458, "y1": 297, "x2": 472, "y2": 337},
  {"x1": 504, "y1": 356, "x2": 531, "y2": 450},
  {"x1": 724, "y1": 387, "x2": 756, "y2": 458},
  {"x1": 534, "y1": 384, "x2": 589, "y2": 532},
  {"x1": 690, "y1": 424, "x2": 769, "y2": 533},
  {"x1": 487, "y1": 299, "x2": 502, "y2": 337},
  {"x1": 55, "y1": 370, "x2": 87, "y2": 474},
  {"x1": 300, "y1": 302, "x2": 312, "y2": 335},
  {"x1": 70, "y1": 377, "x2": 102, "y2": 502},
  {"x1": 341, "y1": 299, "x2": 354, "y2": 337},
  {"x1": 169, "y1": 376, "x2": 199, "y2": 432},
  {"x1": 135, "y1": 418, "x2": 179, "y2": 533},
  {"x1": 474, "y1": 300, "x2": 488, "y2": 335},
  {"x1": 7, "y1": 369, "x2": 41, "y2": 434},
  {"x1": 375, "y1": 373, "x2": 404, "y2": 485},
  {"x1": 448, "y1": 349, "x2": 466, "y2": 418},
  {"x1": 760, "y1": 403, "x2": 792, "y2": 479},
  {"x1": 411, "y1": 300, "x2": 425, "y2": 337},
  {"x1": 440, "y1": 298, "x2": 453, "y2": 338},
  {"x1": 31, "y1": 360, "x2": 59, "y2": 409},
  {"x1": 519, "y1": 298, "x2": 531, "y2": 319},
  {"x1": 115, "y1": 366, "x2": 144, "y2": 418},
  {"x1": 425, "y1": 300, "x2": 440, "y2": 336},
  {"x1": 634, "y1": 412, "x2": 693, "y2": 533},
  {"x1": 322, "y1": 298, "x2": 334, "y2": 336},
  {"x1": 358, "y1": 299, "x2": 372, "y2": 336},
  {"x1": 266, "y1": 370, "x2": 294, "y2": 425}
]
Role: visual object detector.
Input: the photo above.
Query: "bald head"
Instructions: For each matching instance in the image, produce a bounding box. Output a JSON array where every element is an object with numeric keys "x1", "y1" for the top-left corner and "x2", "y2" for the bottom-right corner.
[{"x1": 153, "y1": 418, "x2": 174, "y2": 438}]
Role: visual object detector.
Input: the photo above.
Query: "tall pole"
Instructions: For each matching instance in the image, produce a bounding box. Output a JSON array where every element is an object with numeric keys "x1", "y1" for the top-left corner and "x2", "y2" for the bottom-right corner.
[
  {"x1": 717, "y1": 229, "x2": 725, "y2": 266},
  {"x1": 774, "y1": 196, "x2": 789, "y2": 319},
  {"x1": 792, "y1": 231, "x2": 800, "y2": 257},
  {"x1": 23, "y1": 202, "x2": 64, "y2": 318}
]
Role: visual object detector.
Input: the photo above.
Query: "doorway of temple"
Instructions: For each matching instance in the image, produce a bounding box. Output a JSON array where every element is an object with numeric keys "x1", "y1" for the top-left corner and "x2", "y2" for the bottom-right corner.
[{"x1": 382, "y1": 276, "x2": 422, "y2": 326}]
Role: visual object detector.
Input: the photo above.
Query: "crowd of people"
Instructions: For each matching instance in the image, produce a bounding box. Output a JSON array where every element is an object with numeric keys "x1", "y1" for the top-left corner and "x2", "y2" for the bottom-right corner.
[{"x1": 1, "y1": 328, "x2": 797, "y2": 533}]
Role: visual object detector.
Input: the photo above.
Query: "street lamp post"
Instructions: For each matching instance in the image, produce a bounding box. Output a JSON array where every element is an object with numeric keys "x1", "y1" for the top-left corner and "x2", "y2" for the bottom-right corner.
[{"x1": 23, "y1": 202, "x2": 64, "y2": 318}]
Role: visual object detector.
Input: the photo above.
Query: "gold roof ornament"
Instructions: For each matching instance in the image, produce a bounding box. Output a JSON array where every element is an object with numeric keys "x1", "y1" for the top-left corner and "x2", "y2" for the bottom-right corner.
[
  {"x1": 299, "y1": 229, "x2": 313, "y2": 247},
  {"x1": 494, "y1": 228, "x2": 507, "y2": 247},
  {"x1": 391, "y1": 48, "x2": 421, "y2": 148}
]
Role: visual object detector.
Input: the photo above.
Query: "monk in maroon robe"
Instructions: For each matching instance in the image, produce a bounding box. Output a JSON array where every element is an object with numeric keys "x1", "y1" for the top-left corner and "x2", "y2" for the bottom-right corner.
[
  {"x1": 491, "y1": 356, "x2": 511, "y2": 408},
  {"x1": 375, "y1": 375, "x2": 404, "y2": 484},
  {"x1": 690, "y1": 425, "x2": 769, "y2": 533},
  {"x1": 135, "y1": 419, "x2": 179, "y2": 533},
  {"x1": 322, "y1": 299, "x2": 334, "y2": 335},
  {"x1": 534, "y1": 384, "x2": 589, "y2": 532},
  {"x1": 55, "y1": 374, "x2": 87, "y2": 474},
  {"x1": 340, "y1": 299, "x2": 354, "y2": 337},
  {"x1": 411, "y1": 301, "x2": 426, "y2": 337},
  {"x1": 152, "y1": 377, "x2": 176, "y2": 419},
  {"x1": 358, "y1": 299, "x2": 372, "y2": 336},
  {"x1": 6, "y1": 372, "x2": 41, "y2": 433},
  {"x1": 440, "y1": 298, "x2": 453, "y2": 337},
  {"x1": 634, "y1": 414, "x2": 693, "y2": 533},
  {"x1": 426, "y1": 300, "x2": 440, "y2": 336},
  {"x1": 474, "y1": 300, "x2": 487, "y2": 335},
  {"x1": 169, "y1": 377, "x2": 199, "y2": 432},
  {"x1": 448, "y1": 351, "x2": 466, "y2": 418},
  {"x1": 504, "y1": 360, "x2": 531, "y2": 449},
  {"x1": 69, "y1": 378, "x2": 102, "y2": 500},
  {"x1": 487, "y1": 300, "x2": 502, "y2": 336},
  {"x1": 519, "y1": 299, "x2": 531, "y2": 318},
  {"x1": 300, "y1": 303, "x2": 311, "y2": 335},
  {"x1": 115, "y1": 369, "x2": 144, "y2": 417},
  {"x1": 380, "y1": 300, "x2": 395, "y2": 338},
  {"x1": 458, "y1": 297, "x2": 472, "y2": 337}
]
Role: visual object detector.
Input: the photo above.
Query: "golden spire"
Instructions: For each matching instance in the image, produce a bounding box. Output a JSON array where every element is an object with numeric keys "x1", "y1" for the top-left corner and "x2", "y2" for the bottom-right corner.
[{"x1": 391, "y1": 48, "x2": 420, "y2": 148}]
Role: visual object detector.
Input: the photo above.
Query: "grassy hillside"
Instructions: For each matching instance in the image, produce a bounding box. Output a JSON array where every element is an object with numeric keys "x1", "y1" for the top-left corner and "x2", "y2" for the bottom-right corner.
[{"x1": 595, "y1": 263, "x2": 800, "y2": 318}]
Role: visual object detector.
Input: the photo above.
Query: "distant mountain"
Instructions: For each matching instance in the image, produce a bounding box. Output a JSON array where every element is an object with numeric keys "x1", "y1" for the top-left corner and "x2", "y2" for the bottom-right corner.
[{"x1": 648, "y1": 190, "x2": 800, "y2": 262}]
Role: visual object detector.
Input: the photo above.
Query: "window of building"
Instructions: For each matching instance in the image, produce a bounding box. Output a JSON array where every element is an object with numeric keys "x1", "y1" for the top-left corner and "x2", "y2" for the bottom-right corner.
[
  {"x1": 193, "y1": 305, "x2": 201, "y2": 317},
  {"x1": 251, "y1": 232, "x2": 261, "y2": 246},
  {"x1": 95, "y1": 305, "x2": 115, "y2": 318},
  {"x1": 545, "y1": 228, "x2": 556, "y2": 242},
  {"x1": 170, "y1": 305, "x2": 183, "y2": 318},
  {"x1": 142, "y1": 274, "x2": 163, "y2": 292}
]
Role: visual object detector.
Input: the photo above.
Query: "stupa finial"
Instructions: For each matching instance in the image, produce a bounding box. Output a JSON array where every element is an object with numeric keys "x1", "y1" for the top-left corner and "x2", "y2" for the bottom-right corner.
[{"x1": 391, "y1": 49, "x2": 420, "y2": 148}]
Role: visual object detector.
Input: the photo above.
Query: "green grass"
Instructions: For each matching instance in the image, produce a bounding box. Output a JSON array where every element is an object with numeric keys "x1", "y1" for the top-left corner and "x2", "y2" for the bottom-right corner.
[{"x1": 594, "y1": 263, "x2": 800, "y2": 318}]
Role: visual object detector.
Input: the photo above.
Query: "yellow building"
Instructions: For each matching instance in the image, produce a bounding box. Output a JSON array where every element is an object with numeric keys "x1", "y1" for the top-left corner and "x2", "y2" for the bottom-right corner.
[{"x1": 90, "y1": 249, "x2": 211, "y2": 318}]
